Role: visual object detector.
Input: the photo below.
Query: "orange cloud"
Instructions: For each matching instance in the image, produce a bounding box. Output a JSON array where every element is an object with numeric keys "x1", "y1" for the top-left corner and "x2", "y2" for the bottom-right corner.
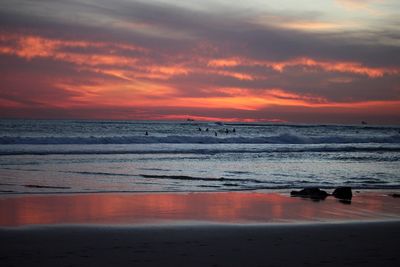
[
  {"x1": 0, "y1": 34, "x2": 140, "y2": 66},
  {"x1": 52, "y1": 75, "x2": 328, "y2": 111},
  {"x1": 156, "y1": 88, "x2": 328, "y2": 111},
  {"x1": 323, "y1": 100, "x2": 400, "y2": 110},
  {"x1": 207, "y1": 58, "x2": 241, "y2": 67},
  {"x1": 0, "y1": 33, "x2": 199, "y2": 83},
  {"x1": 279, "y1": 21, "x2": 344, "y2": 31},
  {"x1": 0, "y1": 33, "x2": 261, "y2": 83},
  {"x1": 254, "y1": 14, "x2": 360, "y2": 33},
  {"x1": 212, "y1": 70, "x2": 255, "y2": 81},
  {"x1": 26, "y1": 69, "x2": 400, "y2": 115},
  {"x1": 208, "y1": 57, "x2": 400, "y2": 78},
  {"x1": 11, "y1": 34, "x2": 145, "y2": 55},
  {"x1": 2, "y1": 33, "x2": 400, "y2": 123},
  {"x1": 145, "y1": 65, "x2": 190, "y2": 77},
  {"x1": 154, "y1": 114, "x2": 285, "y2": 123},
  {"x1": 0, "y1": 98, "x2": 25, "y2": 108},
  {"x1": 6, "y1": 33, "x2": 397, "y2": 85},
  {"x1": 3, "y1": 34, "x2": 265, "y2": 85},
  {"x1": 84, "y1": 65, "x2": 191, "y2": 81},
  {"x1": 55, "y1": 79, "x2": 177, "y2": 108}
]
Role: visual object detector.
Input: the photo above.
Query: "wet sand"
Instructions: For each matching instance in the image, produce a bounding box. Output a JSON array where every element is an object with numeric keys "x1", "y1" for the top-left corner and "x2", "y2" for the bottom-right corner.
[
  {"x1": 1, "y1": 191, "x2": 400, "y2": 226},
  {"x1": 0, "y1": 222, "x2": 399, "y2": 267},
  {"x1": 0, "y1": 191, "x2": 399, "y2": 266}
]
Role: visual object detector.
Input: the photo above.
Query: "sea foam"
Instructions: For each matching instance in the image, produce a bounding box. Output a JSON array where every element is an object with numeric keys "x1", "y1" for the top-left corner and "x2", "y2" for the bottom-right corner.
[{"x1": 1, "y1": 133, "x2": 400, "y2": 145}]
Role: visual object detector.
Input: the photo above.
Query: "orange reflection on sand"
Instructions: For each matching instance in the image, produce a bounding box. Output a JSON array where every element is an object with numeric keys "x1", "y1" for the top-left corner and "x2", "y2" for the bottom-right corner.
[{"x1": 0, "y1": 192, "x2": 399, "y2": 227}]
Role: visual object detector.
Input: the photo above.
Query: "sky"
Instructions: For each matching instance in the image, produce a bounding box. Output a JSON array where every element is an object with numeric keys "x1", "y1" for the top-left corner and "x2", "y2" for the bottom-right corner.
[{"x1": 0, "y1": 0, "x2": 400, "y2": 124}]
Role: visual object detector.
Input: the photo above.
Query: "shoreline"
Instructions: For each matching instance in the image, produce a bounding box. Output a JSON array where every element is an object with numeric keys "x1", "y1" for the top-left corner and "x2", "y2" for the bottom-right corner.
[
  {"x1": 2, "y1": 218, "x2": 400, "y2": 231},
  {"x1": 1, "y1": 190, "x2": 399, "y2": 227},
  {"x1": 1, "y1": 187, "x2": 399, "y2": 195}
]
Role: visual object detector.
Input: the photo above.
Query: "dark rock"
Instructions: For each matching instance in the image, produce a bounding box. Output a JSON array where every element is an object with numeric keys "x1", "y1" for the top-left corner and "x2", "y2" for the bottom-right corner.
[
  {"x1": 332, "y1": 187, "x2": 352, "y2": 200},
  {"x1": 290, "y1": 187, "x2": 329, "y2": 200}
]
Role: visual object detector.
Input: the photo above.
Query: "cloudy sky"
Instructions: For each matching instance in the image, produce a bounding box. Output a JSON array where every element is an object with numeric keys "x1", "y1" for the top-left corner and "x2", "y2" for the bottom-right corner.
[{"x1": 1, "y1": 0, "x2": 399, "y2": 124}]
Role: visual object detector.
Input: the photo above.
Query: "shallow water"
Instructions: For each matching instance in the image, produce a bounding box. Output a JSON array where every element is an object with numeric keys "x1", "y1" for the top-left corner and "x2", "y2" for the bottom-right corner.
[{"x1": 1, "y1": 191, "x2": 399, "y2": 227}]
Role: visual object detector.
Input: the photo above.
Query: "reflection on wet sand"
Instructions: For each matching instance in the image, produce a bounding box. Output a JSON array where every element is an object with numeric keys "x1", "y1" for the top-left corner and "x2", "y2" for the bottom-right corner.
[{"x1": 0, "y1": 192, "x2": 399, "y2": 227}]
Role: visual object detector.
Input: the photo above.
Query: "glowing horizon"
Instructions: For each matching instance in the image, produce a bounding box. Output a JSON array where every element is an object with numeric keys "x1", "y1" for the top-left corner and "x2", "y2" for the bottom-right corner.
[{"x1": 1, "y1": 0, "x2": 399, "y2": 124}]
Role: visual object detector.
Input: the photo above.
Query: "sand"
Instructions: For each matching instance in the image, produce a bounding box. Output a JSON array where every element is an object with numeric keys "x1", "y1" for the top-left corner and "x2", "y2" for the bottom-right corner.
[
  {"x1": 1, "y1": 191, "x2": 399, "y2": 266},
  {"x1": 0, "y1": 222, "x2": 399, "y2": 267}
]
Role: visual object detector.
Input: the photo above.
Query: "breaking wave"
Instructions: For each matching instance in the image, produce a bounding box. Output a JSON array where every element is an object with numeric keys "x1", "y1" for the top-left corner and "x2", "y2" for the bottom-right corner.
[
  {"x1": 1, "y1": 133, "x2": 400, "y2": 145},
  {"x1": 1, "y1": 144, "x2": 399, "y2": 156}
]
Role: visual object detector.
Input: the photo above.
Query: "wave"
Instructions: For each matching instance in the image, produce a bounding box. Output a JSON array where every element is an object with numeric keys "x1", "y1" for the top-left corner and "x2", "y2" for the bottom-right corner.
[
  {"x1": 139, "y1": 174, "x2": 264, "y2": 184},
  {"x1": 1, "y1": 145, "x2": 400, "y2": 156},
  {"x1": 3, "y1": 172, "x2": 399, "y2": 192},
  {"x1": 1, "y1": 133, "x2": 400, "y2": 145}
]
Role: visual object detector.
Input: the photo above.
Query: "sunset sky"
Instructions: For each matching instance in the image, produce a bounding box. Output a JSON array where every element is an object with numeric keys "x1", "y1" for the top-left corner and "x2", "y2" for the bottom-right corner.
[{"x1": 1, "y1": 0, "x2": 400, "y2": 124}]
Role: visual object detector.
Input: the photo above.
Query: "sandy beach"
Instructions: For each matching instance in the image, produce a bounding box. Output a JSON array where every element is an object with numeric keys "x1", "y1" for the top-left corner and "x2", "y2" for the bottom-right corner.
[
  {"x1": 0, "y1": 222, "x2": 399, "y2": 267},
  {"x1": 0, "y1": 191, "x2": 399, "y2": 266}
]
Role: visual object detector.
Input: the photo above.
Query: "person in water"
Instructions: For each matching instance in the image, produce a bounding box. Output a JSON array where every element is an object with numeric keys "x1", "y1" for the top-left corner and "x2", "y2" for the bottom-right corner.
[{"x1": 145, "y1": 131, "x2": 148, "y2": 136}]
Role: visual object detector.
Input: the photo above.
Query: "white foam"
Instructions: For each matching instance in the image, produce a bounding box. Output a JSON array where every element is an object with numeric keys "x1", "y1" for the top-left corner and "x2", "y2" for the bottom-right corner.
[{"x1": 1, "y1": 133, "x2": 400, "y2": 145}]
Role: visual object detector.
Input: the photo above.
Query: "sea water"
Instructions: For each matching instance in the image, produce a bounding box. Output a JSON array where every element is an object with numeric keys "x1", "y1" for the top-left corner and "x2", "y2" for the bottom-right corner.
[{"x1": 0, "y1": 120, "x2": 399, "y2": 193}]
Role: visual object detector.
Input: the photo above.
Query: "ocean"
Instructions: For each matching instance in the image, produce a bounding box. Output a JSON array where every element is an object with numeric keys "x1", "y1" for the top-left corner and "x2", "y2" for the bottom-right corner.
[{"x1": 0, "y1": 119, "x2": 399, "y2": 194}]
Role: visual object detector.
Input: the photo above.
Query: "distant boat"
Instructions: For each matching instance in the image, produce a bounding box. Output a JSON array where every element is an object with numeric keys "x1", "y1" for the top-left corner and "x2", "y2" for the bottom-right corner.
[
  {"x1": 187, "y1": 118, "x2": 195, "y2": 121},
  {"x1": 361, "y1": 121, "x2": 367, "y2": 125}
]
